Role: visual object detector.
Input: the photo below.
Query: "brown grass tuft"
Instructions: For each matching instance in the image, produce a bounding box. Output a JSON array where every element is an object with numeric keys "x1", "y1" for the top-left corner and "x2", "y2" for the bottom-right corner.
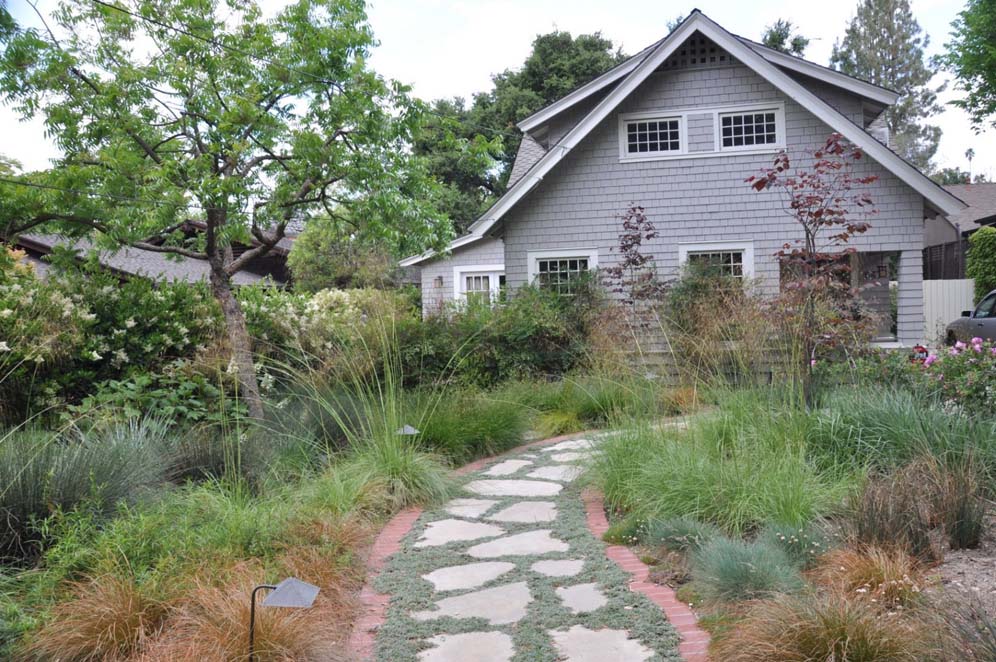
[
  {"x1": 26, "y1": 574, "x2": 169, "y2": 661},
  {"x1": 711, "y1": 591, "x2": 937, "y2": 662},
  {"x1": 812, "y1": 546, "x2": 930, "y2": 609}
]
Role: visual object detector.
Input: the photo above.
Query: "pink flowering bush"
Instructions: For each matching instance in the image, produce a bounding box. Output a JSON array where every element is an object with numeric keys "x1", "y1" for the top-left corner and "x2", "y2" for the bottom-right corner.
[{"x1": 923, "y1": 337, "x2": 996, "y2": 413}]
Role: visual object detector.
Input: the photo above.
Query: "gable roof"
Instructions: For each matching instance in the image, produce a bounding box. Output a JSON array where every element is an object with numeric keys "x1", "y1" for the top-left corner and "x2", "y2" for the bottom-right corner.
[
  {"x1": 517, "y1": 16, "x2": 899, "y2": 134},
  {"x1": 943, "y1": 183, "x2": 996, "y2": 233},
  {"x1": 403, "y1": 10, "x2": 964, "y2": 267}
]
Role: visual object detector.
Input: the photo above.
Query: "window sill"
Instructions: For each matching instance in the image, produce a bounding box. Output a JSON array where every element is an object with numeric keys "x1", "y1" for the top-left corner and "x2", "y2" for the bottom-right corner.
[{"x1": 619, "y1": 148, "x2": 781, "y2": 164}]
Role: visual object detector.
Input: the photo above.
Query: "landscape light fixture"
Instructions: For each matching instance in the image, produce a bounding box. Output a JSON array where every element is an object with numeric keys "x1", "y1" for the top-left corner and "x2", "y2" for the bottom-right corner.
[
  {"x1": 249, "y1": 577, "x2": 320, "y2": 662},
  {"x1": 396, "y1": 424, "x2": 420, "y2": 436}
]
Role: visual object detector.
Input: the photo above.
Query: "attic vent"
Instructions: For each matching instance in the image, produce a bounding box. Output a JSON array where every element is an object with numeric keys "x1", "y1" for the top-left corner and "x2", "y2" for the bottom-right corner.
[{"x1": 659, "y1": 36, "x2": 734, "y2": 71}]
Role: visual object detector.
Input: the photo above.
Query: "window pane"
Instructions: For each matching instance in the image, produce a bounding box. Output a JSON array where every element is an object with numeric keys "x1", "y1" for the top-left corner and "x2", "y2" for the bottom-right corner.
[
  {"x1": 625, "y1": 118, "x2": 681, "y2": 153},
  {"x1": 535, "y1": 256, "x2": 592, "y2": 294},
  {"x1": 720, "y1": 110, "x2": 778, "y2": 150}
]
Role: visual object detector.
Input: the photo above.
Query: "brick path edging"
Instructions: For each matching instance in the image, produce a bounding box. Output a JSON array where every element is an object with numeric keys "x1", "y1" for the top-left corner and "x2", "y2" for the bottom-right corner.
[
  {"x1": 346, "y1": 430, "x2": 594, "y2": 660},
  {"x1": 582, "y1": 489, "x2": 710, "y2": 661}
]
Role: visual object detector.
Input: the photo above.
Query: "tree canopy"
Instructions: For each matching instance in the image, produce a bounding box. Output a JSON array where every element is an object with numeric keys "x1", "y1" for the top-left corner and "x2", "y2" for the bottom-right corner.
[
  {"x1": 761, "y1": 19, "x2": 810, "y2": 56},
  {"x1": 939, "y1": 0, "x2": 996, "y2": 131},
  {"x1": 830, "y1": 0, "x2": 942, "y2": 170},
  {"x1": 0, "y1": 0, "x2": 449, "y2": 417}
]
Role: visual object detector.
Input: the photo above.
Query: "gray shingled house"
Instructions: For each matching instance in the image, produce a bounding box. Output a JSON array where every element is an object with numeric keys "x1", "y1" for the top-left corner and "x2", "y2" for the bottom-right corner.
[{"x1": 402, "y1": 10, "x2": 965, "y2": 345}]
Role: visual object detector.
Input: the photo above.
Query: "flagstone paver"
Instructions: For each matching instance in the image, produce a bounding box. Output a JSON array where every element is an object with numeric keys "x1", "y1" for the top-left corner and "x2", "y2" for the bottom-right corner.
[
  {"x1": 413, "y1": 519, "x2": 504, "y2": 548},
  {"x1": 527, "y1": 464, "x2": 584, "y2": 482},
  {"x1": 411, "y1": 581, "x2": 532, "y2": 625},
  {"x1": 422, "y1": 561, "x2": 516, "y2": 592},
  {"x1": 464, "y1": 478, "x2": 563, "y2": 497},
  {"x1": 417, "y1": 632, "x2": 514, "y2": 662},
  {"x1": 556, "y1": 582, "x2": 608, "y2": 613},
  {"x1": 483, "y1": 459, "x2": 533, "y2": 476},
  {"x1": 370, "y1": 434, "x2": 684, "y2": 662},
  {"x1": 486, "y1": 500, "x2": 557, "y2": 523},
  {"x1": 442, "y1": 498, "x2": 498, "y2": 519}
]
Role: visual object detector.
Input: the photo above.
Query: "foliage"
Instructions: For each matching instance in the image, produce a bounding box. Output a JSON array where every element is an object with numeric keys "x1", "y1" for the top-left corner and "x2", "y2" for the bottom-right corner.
[
  {"x1": 690, "y1": 536, "x2": 804, "y2": 603},
  {"x1": 748, "y1": 134, "x2": 879, "y2": 403},
  {"x1": 761, "y1": 19, "x2": 809, "y2": 56},
  {"x1": 413, "y1": 98, "x2": 504, "y2": 233},
  {"x1": 756, "y1": 521, "x2": 835, "y2": 569},
  {"x1": 641, "y1": 517, "x2": 721, "y2": 553},
  {"x1": 0, "y1": 420, "x2": 168, "y2": 560},
  {"x1": 286, "y1": 214, "x2": 399, "y2": 292},
  {"x1": 967, "y1": 226, "x2": 996, "y2": 302},
  {"x1": 0, "y1": 0, "x2": 451, "y2": 418},
  {"x1": 591, "y1": 393, "x2": 855, "y2": 534},
  {"x1": 712, "y1": 591, "x2": 935, "y2": 661},
  {"x1": 602, "y1": 204, "x2": 667, "y2": 305},
  {"x1": 936, "y1": 595, "x2": 996, "y2": 661},
  {"x1": 813, "y1": 546, "x2": 927, "y2": 609},
  {"x1": 415, "y1": 391, "x2": 527, "y2": 463},
  {"x1": 939, "y1": 0, "x2": 996, "y2": 131},
  {"x1": 830, "y1": 0, "x2": 942, "y2": 169},
  {"x1": 932, "y1": 166, "x2": 988, "y2": 185}
]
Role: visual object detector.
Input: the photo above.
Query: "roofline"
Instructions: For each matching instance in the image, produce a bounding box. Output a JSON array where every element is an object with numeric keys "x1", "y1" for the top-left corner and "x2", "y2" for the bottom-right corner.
[
  {"x1": 736, "y1": 38, "x2": 899, "y2": 106},
  {"x1": 470, "y1": 10, "x2": 963, "y2": 242},
  {"x1": 517, "y1": 17, "x2": 900, "y2": 134},
  {"x1": 399, "y1": 233, "x2": 487, "y2": 267}
]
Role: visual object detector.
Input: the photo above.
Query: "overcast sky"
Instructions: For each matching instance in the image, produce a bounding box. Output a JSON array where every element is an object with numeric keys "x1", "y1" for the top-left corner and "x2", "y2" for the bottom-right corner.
[{"x1": 2, "y1": 0, "x2": 992, "y2": 179}]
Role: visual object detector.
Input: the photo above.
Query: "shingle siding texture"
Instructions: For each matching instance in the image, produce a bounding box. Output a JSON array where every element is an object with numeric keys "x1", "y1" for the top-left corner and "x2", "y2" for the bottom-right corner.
[
  {"x1": 507, "y1": 134, "x2": 547, "y2": 188},
  {"x1": 501, "y1": 62, "x2": 925, "y2": 341},
  {"x1": 419, "y1": 238, "x2": 505, "y2": 316}
]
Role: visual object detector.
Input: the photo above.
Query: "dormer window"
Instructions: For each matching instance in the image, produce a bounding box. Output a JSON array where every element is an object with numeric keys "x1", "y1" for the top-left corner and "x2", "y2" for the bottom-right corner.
[{"x1": 719, "y1": 107, "x2": 783, "y2": 150}]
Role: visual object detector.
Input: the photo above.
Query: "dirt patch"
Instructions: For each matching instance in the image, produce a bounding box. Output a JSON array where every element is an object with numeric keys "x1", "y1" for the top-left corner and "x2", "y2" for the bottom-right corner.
[{"x1": 936, "y1": 512, "x2": 996, "y2": 605}]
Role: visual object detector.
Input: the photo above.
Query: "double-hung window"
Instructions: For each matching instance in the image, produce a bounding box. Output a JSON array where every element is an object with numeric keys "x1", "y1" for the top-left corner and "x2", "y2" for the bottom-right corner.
[
  {"x1": 719, "y1": 108, "x2": 781, "y2": 150},
  {"x1": 528, "y1": 249, "x2": 599, "y2": 295},
  {"x1": 454, "y1": 266, "x2": 504, "y2": 305}
]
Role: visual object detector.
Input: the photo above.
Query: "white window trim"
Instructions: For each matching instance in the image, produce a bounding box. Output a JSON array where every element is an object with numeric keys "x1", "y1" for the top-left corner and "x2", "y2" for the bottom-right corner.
[
  {"x1": 453, "y1": 264, "x2": 504, "y2": 302},
  {"x1": 716, "y1": 103, "x2": 786, "y2": 153},
  {"x1": 678, "y1": 241, "x2": 755, "y2": 277},
  {"x1": 618, "y1": 111, "x2": 687, "y2": 162},
  {"x1": 618, "y1": 101, "x2": 785, "y2": 163},
  {"x1": 527, "y1": 248, "x2": 599, "y2": 284}
]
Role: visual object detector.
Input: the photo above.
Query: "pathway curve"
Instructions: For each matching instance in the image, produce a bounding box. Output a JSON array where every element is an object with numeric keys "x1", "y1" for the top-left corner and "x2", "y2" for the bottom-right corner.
[{"x1": 369, "y1": 436, "x2": 683, "y2": 661}]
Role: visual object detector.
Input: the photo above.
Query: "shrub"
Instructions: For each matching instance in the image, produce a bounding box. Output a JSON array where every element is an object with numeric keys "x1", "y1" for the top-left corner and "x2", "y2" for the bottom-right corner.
[
  {"x1": 642, "y1": 517, "x2": 721, "y2": 553},
  {"x1": 592, "y1": 397, "x2": 853, "y2": 534},
  {"x1": 756, "y1": 521, "x2": 835, "y2": 569},
  {"x1": 813, "y1": 546, "x2": 927, "y2": 609},
  {"x1": 25, "y1": 574, "x2": 168, "y2": 661},
  {"x1": 844, "y1": 464, "x2": 939, "y2": 562},
  {"x1": 690, "y1": 537, "x2": 804, "y2": 603},
  {"x1": 967, "y1": 225, "x2": 996, "y2": 302},
  {"x1": 0, "y1": 422, "x2": 167, "y2": 560},
  {"x1": 921, "y1": 338, "x2": 996, "y2": 413},
  {"x1": 712, "y1": 591, "x2": 934, "y2": 662}
]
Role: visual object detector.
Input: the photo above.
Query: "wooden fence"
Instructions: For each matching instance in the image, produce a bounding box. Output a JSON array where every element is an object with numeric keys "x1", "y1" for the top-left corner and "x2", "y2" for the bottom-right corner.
[{"x1": 923, "y1": 279, "x2": 975, "y2": 344}]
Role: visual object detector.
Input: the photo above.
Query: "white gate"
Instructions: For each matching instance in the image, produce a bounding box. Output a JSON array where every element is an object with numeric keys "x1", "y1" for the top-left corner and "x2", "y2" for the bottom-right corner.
[{"x1": 923, "y1": 279, "x2": 975, "y2": 343}]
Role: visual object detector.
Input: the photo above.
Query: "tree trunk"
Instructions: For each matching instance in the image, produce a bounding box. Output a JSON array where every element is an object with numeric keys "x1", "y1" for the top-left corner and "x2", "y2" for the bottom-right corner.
[{"x1": 209, "y1": 263, "x2": 265, "y2": 420}]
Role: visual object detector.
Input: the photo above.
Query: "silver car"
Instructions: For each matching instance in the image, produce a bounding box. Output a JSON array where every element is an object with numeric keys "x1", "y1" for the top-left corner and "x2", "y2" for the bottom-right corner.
[{"x1": 946, "y1": 289, "x2": 996, "y2": 344}]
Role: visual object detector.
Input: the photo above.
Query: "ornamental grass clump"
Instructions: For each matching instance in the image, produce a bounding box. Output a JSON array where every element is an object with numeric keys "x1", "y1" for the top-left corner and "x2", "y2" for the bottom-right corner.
[
  {"x1": 813, "y1": 546, "x2": 927, "y2": 609},
  {"x1": 711, "y1": 591, "x2": 934, "y2": 662},
  {"x1": 690, "y1": 536, "x2": 804, "y2": 603},
  {"x1": 642, "y1": 516, "x2": 722, "y2": 553}
]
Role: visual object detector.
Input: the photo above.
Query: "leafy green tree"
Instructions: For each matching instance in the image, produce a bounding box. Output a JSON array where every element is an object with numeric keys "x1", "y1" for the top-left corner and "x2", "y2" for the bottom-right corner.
[
  {"x1": 0, "y1": 0, "x2": 14, "y2": 42},
  {"x1": 0, "y1": 0, "x2": 448, "y2": 418},
  {"x1": 762, "y1": 19, "x2": 810, "y2": 56},
  {"x1": 286, "y1": 214, "x2": 396, "y2": 292},
  {"x1": 830, "y1": 0, "x2": 942, "y2": 170},
  {"x1": 469, "y1": 31, "x2": 626, "y2": 188},
  {"x1": 932, "y1": 167, "x2": 988, "y2": 185},
  {"x1": 414, "y1": 98, "x2": 502, "y2": 233},
  {"x1": 0, "y1": 153, "x2": 19, "y2": 176},
  {"x1": 939, "y1": 0, "x2": 996, "y2": 131},
  {"x1": 967, "y1": 226, "x2": 996, "y2": 302}
]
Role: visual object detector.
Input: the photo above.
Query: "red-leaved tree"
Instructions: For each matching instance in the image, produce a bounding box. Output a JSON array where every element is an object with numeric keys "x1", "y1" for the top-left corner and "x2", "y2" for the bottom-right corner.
[{"x1": 747, "y1": 133, "x2": 879, "y2": 403}]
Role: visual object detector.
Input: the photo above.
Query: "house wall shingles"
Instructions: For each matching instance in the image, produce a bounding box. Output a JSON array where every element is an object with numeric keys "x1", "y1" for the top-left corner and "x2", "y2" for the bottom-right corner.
[
  {"x1": 419, "y1": 238, "x2": 505, "y2": 316},
  {"x1": 501, "y1": 62, "x2": 925, "y2": 341}
]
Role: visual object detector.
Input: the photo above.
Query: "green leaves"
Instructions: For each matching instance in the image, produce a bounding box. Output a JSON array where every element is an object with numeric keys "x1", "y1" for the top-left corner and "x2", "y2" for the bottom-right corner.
[{"x1": 940, "y1": 0, "x2": 996, "y2": 131}]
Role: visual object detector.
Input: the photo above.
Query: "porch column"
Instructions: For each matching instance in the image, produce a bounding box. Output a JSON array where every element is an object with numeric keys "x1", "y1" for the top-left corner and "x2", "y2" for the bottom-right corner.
[{"x1": 896, "y1": 249, "x2": 924, "y2": 345}]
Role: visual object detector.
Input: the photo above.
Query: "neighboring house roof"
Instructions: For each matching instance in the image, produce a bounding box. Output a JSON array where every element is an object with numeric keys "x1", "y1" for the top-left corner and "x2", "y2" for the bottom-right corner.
[
  {"x1": 401, "y1": 10, "x2": 965, "y2": 268},
  {"x1": 507, "y1": 133, "x2": 548, "y2": 188},
  {"x1": 942, "y1": 183, "x2": 996, "y2": 233},
  {"x1": 17, "y1": 234, "x2": 269, "y2": 286}
]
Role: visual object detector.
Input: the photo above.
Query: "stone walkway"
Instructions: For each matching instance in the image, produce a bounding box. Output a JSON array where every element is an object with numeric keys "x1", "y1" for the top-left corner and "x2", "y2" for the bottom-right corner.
[{"x1": 369, "y1": 436, "x2": 683, "y2": 661}]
